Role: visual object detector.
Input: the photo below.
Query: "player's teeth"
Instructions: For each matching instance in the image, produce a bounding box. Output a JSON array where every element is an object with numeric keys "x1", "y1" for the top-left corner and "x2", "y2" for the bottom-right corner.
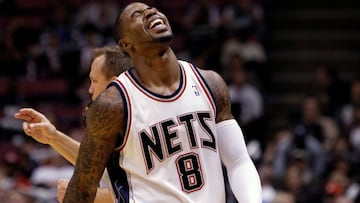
[{"x1": 150, "y1": 19, "x2": 163, "y2": 29}]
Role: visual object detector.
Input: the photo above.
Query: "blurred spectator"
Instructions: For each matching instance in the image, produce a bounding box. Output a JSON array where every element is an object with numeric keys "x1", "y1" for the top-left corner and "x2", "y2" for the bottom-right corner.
[
  {"x1": 338, "y1": 79, "x2": 360, "y2": 134},
  {"x1": 221, "y1": 0, "x2": 265, "y2": 41},
  {"x1": 259, "y1": 163, "x2": 276, "y2": 203},
  {"x1": 35, "y1": 31, "x2": 62, "y2": 79},
  {"x1": 74, "y1": 0, "x2": 119, "y2": 41},
  {"x1": 29, "y1": 148, "x2": 73, "y2": 202},
  {"x1": 272, "y1": 124, "x2": 327, "y2": 185},
  {"x1": 315, "y1": 64, "x2": 350, "y2": 117},
  {"x1": 182, "y1": 0, "x2": 222, "y2": 61},
  {"x1": 220, "y1": 28, "x2": 267, "y2": 87},
  {"x1": 271, "y1": 191, "x2": 295, "y2": 203},
  {"x1": 323, "y1": 169, "x2": 354, "y2": 203},
  {"x1": 30, "y1": 149, "x2": 73, "y2": 187},
  {"x1": 326, "y1": 157, "x2": 360, "y2": 202},
  {"x1": 0, "y1": 147, "x2": 17, "y2": 190},
  {"x1": 220, "y1": 31, "x2": 267, "y2": 70},
  {"x1": 0, "y1": 139, "x2": 37, "y2": 199},
  {"x1": 40, "y1": 3, "x2": 77, "y2": 50},
  {"x1": 292, "y1": 95, "x2": 340, "y2": 152},
  {"x1": 78, "y1": 23, "x2": 103, "y2": 76},
  {"x1": 278, "y1": 162, "x2": 322, "y2": 203},
  {"x1": 346, "y1": 179, "x2": 360, "y2": 203},
  {"x1": 279, "y1": 95, "x2": 332, "y2": 178},
  {"x1": 0, "y1": 190, "x2": 35, "y2": 203},
  {"x1": 348, "y1": 103, "x2": 360, "y2": 168},
  {"x1": 36, "y1": 3, "x2": 80, "y2": 80},
  {"x1": 182, "y1": 0, "x2": 222, "y2": 30},
  {"x1": 0, "y1": 17, "x2": 39, "y2": 79},
  {"x1": 0, "y1": 105, "x2": 23, "y2": 132},
  {"x1": 227, "y1": 56, "x2": 265, "y2": 149},
  {"x1": 261, "y1": 128, "x2": 287, "y2": 167},
  {"x1": 330, "y1": 137, "x2": 353, "y2": 170}
]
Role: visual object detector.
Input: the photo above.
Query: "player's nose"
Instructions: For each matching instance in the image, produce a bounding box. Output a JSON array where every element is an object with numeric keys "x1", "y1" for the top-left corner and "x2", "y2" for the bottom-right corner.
[
  {"x1": 88, "y1": 85, "x2": 94, "y2": 95},
  {"x1": 144, "y1": 7, "x2": 157, "y2": 19}
]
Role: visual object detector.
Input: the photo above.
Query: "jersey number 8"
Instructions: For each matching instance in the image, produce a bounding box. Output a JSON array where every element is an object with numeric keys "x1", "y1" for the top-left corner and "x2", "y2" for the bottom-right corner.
[{"x1": 176, "y1": 152, "x2": 204, "y2": 192}]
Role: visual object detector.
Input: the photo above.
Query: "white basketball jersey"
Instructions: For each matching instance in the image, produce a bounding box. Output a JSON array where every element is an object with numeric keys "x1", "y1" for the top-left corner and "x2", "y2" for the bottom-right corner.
[{"x1": 110, "y1": 60, "x2": 225, "y2": 203}]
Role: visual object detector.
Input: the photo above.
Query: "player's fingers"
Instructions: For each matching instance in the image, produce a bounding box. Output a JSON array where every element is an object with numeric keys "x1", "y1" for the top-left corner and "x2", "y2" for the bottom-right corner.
[
  {"x1": 23, "y1": 122, "x2": 45, "y2": 134},
  {"x1": 56, "y1": 194, "x2": 63, "y2": 203},
  {"x1": 15, "y1": 108, "x2": 44, "y2": 121},
  {"x1": 58, "y1": 178, "x2": 70, "y2": 187},
  {"x1": 14, "y1": 112, "x2": 32, "y2": 121},
  {"x1": 57, "y1": 179, "x2": 69, "y2": 202},
  {"x1": 18, "y1": 108, "x2": 37, "y2": 114},
  {"x1": 22, "y1": 122, "x2": 33, "y2": 136},
  {"x1": 30, "y1": 122, "x2": 56, "y2": 137},
  {"x1": 15, "y1": 112, "x2": 38, "y2": 122},
  {"x1": 15, "y1": 108, "x2": 34, "y2": 116},
  {"x1": 29, "y1": 122, "x2": 50, "y2": 130}
]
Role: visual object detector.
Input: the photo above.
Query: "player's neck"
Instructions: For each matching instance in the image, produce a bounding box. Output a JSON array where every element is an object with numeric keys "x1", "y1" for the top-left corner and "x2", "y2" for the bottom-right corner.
[
  {"x1": 131, "y1": 48, "x2": 180, "y2": 94},
  {"x1": 133, "y1": 47, "x2": 177, "y2": 71}
]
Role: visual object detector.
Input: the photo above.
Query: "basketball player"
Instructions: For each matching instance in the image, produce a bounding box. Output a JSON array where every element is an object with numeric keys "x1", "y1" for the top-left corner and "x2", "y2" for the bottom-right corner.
[
  {"x1": 63, "y1": 2, "x2": 262, "y2": 203},
  {"x1": 14, "y1": 45, "x2": 131, "y2": 203}
]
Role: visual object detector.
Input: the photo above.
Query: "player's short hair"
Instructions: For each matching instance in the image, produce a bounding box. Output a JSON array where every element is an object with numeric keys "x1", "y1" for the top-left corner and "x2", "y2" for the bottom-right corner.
[
  {"x1": 113, "y1": 4, "x2": 128, "y2": 45},
  {"x1": 92, "y1": 45, "x2": 132, "y2": 79}
]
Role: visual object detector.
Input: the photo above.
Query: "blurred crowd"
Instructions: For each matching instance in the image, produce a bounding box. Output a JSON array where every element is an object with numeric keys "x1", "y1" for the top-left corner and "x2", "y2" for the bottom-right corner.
[{"x1": 0, "y1": 0, "x2": 359, "y2": 203}]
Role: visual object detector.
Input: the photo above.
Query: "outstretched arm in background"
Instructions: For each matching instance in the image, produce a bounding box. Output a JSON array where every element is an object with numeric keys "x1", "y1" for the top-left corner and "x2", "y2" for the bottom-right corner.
[
  {"x1": 14, "y1": 108, "x2": 80, "y2": 165},
  {"x1": 15, "y1": 108, "x2": 116, "y2": 203},
  {"x1": 201, "y1": 69, "x2": 262, "y2": 203}
]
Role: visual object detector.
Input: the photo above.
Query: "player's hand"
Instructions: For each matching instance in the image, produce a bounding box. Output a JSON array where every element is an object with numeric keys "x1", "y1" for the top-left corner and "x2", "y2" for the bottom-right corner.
[
  {"x1": 57, "y1": 178, "x2": 69, "y2": 202},
  {"x1": 14, "y1": 108, "x2": 57, "y2": 145}
]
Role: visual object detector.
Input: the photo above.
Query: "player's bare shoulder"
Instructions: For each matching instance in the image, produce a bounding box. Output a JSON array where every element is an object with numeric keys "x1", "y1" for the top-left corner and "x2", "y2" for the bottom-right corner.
[
  {"x1": 85, "y1": 85, "x2": 125, "y2": 139},
  {"x1": 64, "y1": 85, "x2": 125, "y2": 202},
  {"x1": 198, "y1": 69, "x2": 233, "y2": 122}
]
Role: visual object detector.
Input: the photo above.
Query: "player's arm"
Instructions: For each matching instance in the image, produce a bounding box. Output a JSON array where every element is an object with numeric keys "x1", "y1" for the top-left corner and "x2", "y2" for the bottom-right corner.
[
  {"x1": 14, "y1": 108, "x2": 80, "y2": 165},
  {"x1": 63, "y1": 86, "x2": 124, "y2": 203},
  {"x1": 16, "y1": 108, "x2": 118, "y2": 202},
  {"x1": 48, "y1": 131, "x2": 80, "y2": 165},
  {"x1": 57, "y1": 179, "x2": 115, "y2": 203},
  {"x1": 200, "y1": 69, "x2": 262, "y2": 203}
]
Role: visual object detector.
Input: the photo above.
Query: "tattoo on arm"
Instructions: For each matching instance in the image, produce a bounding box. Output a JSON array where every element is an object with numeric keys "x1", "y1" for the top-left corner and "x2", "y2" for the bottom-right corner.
[
  {"x1": 63, "y1": 87, "x2": 124, "y2": 203},
  {"x1": 199, "y1": 69, "x2": 233, "y2": 123}
]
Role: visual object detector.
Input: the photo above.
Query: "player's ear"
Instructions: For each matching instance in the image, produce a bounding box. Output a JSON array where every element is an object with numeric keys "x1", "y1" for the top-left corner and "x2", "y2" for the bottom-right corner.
[{"x1": 119, "y1": 38, "x2": 131, "y2": 52}]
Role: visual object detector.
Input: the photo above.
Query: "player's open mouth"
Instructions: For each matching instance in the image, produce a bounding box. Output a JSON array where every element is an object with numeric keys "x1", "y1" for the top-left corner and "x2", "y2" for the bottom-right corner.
[{"x1": 148, "y1": 18, "x2": 165, "y2": 29}]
